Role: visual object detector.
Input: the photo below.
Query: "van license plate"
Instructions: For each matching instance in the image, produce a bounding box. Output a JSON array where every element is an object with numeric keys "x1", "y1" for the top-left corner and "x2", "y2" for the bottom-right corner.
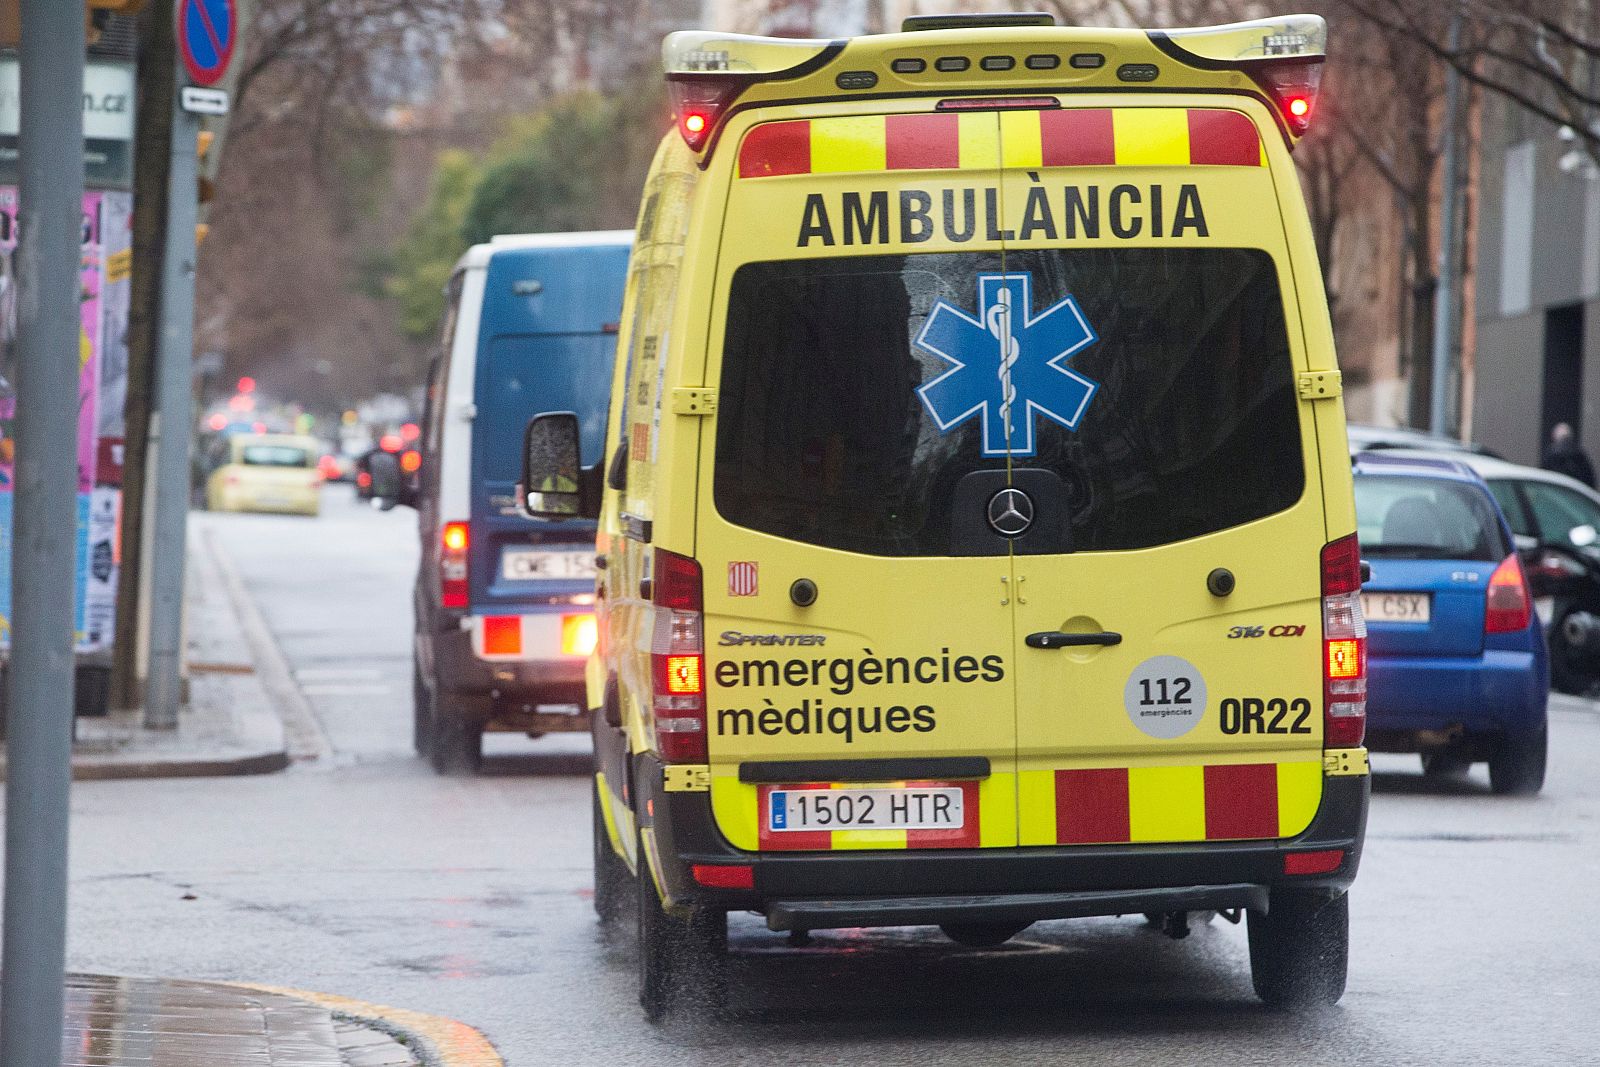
[
  {"x1": 767, "y1": 787, "x2": 964, "y2": 832},
  {"x1": 1361, "y1": 592, "x2": 1430, "y2": 623},
  {"x1": 502, "y1": 549, "x2": 596, "y2": 581}
]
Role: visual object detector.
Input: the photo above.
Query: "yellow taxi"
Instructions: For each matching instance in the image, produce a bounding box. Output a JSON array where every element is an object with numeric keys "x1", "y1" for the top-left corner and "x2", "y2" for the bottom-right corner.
[
  {"x1": 521, "y1": 11, "x2": 1367, "y2": 1020},
  {"x1": 205, "y1": 433, "x2": 324, "y2": 516}
]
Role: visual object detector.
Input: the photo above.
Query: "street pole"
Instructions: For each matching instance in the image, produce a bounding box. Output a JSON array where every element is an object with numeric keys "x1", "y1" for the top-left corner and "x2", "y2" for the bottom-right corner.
[
  {"x1": 1430, "y1": 6, "x2": 1465, "y2": 437},
  {"x1": 144, "y1": 52, "x2": 200, "y2": 730},
  {"x1": 2, "y1": 0, "x2": 85, "y2": 1061}
]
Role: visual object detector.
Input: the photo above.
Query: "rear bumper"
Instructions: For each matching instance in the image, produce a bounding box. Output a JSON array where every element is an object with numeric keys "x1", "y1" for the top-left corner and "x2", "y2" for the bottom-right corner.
[
  {"x1": 635, "y1": 753, "x2": 1368, "y2": 930},
  {"x1": 768, "y1": 884, "x2": 1266, "y2": 932},
  {"x1": 424, "y1": 626, "x2": 586, "y2": 724},
  {"x1": 1367, "y1": 648, "x2": 1547, "y2": 741}
]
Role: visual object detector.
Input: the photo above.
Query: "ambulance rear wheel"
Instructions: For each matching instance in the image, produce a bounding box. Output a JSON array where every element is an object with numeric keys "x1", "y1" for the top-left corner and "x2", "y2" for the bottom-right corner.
[
  {"x1": 592, "y1": 781, "x2": 630, "y2": 925},
  {"x1": 636, "y1": 831, "x2": 727, "y2": 1023},
  {"x1": 1247, "y1": 889, "x2": 1348, "y2": 1010}
]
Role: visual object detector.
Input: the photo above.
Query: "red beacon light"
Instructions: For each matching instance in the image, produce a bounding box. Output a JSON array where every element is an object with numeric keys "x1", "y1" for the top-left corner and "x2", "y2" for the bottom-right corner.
[
  {"x1": 663, "y1": 31, "x2": 834, "y2": 152},
  {"x1": 1158, "y1": 15, "x2": 1326, "y2": 140}
]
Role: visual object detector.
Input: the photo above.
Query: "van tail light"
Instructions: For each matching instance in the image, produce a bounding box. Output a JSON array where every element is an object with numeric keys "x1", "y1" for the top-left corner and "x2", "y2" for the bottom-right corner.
[
  {"x1": 1248, "y1": 59, "x2": 1323, "y2": 137},
  {"x1": 441, "y1": 521, "x2": 469, "y2": 609},
  {"x1": 1484, "y1": 553, "x2": 1532, "y2": 634},
  {"x1": 1321, "y1": 533, "x2": 1366, "y2": 748},
  {"x1": 651, "y1": 548, "x2": 706, "y2": 762},
  {"x1": 561, "y1": 613, "x2": 598, "y2": 657}
]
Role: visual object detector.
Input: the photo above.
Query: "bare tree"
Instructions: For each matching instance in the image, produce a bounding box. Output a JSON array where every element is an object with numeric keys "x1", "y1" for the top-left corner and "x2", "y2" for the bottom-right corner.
[{"x1": 1347, "y1": 0, "x2": 1600, "y2": 165}]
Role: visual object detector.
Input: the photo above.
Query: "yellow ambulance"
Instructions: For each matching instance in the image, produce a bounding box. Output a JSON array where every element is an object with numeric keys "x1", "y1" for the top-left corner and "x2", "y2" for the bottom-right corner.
[{"x1": 520, "y1": 11, "x2": 1368, "y2": 1020}]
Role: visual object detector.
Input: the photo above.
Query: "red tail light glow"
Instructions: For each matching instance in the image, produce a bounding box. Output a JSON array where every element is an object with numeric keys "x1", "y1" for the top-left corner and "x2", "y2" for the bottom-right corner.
[
  {"x1": 1484, "y1": 553, "x2": 1532, "y2": 634},
  {"x1": 1321, "y1": 533, "x2": 1367, "y2": 748},
  {"x1": 651, "y1": 548, "x2": 706, "y2": 762},
  {"x1": 1248, "y1": 60, "x2": 1323, "y2": 137},
  {"x1": 441, "y1": 521, "x2": 469, "y2": 609},
  {"x1": 668, "y1": 77, "x2": 749, "y2": 151}
]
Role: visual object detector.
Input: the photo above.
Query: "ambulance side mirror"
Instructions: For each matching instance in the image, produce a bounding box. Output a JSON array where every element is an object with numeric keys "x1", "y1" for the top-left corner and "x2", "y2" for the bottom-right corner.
[{"x1": 520, "y1": 412, "x2": 597, "y2": 520}]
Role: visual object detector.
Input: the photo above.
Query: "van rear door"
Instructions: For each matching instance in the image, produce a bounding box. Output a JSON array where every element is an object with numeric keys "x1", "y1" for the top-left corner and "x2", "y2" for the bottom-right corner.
[
  {"x1": 993, "y1": 104, "x2": 1329, "y2": 847},
  {"x1": 468, "y1": 246, "x2": 627, "y2": 613},
  {"x1": 699, "y1": 110, "x2": 1020, "y2": 853}
]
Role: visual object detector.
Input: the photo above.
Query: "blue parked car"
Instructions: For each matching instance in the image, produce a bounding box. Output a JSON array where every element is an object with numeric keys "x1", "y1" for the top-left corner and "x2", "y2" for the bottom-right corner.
[{"x1": 1353, "y1": 453, "x2": 1548, "y2": 795}]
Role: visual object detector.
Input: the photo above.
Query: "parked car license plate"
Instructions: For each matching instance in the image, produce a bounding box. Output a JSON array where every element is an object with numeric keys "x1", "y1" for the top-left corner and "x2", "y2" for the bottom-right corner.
[
  {"x1": 767, "y1": 787, "x2": 964, "y2": 832},
  {"x1": 1361, "y1": 591, "x2": 1430, "y2": 623},
  {"x1": 501, "y1": 549, "x2": 596, "y2": 581}
]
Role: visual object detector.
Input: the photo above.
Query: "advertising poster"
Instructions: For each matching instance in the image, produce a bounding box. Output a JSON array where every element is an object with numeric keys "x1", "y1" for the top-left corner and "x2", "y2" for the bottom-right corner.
[{"x1": 0, "y1": 188, "x2": 115, "y2": 651}]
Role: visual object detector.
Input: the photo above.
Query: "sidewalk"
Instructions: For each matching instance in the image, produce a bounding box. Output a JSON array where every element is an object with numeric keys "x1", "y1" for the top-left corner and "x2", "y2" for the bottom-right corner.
[
  {"x1": 61, "y1": 973, "x2": 501, "y2": 1066},
  {"x1": 2, "y1": 516, "x2": 316, "y2": 780}
]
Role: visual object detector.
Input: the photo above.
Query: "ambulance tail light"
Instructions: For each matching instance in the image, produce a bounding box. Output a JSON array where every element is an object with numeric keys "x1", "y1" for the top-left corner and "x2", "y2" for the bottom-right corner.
[
  {"x1": 651, "y1": 548, "x2": 706, "y2": 762},
  {"x1": 441, "y1": 521, "x2": 469, "y2": 609},
  {"x1": 1321, "y1": 533, "x2": 1366, "y2": 748},
  {"x1": 663, "y1": 31, "x2": 836, "y2": 153},
  {"x1": 1484, "y1": 553, "x2": 1533, "y2": 634},
  {"x1": 692, "y1": 863, "x2": 754, "y2": 890},
  {"x1": 1283, "y1": 849, "x2": 1344, "y2": 876},
  {"x1": 1248, "y1": 60, "x2": 1323, "y2": 137}
]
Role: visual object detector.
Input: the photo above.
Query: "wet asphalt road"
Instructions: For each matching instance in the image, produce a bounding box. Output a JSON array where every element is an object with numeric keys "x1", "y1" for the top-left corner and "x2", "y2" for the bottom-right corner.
[{"x1": 52, "y1": 488, "x2": 1600, "y2": 1064}]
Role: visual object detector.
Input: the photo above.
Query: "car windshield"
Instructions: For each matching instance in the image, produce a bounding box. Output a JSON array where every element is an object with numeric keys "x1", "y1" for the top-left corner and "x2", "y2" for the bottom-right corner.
[
  {"x1": 240, "y1": 444, "x2": 310, "y2": 468},
  {"x1": 714, "y1": 248, "x2": 1303, "y2": 557},
  {"x1": 1355, "y1": 474, "x2": 1506, "y2": 561}
]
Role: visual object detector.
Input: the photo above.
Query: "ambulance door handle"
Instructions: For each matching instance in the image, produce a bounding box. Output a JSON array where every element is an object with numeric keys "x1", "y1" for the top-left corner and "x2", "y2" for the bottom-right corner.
[{"x1": 1026, "y1": 631, "x2": 1122, "y2": 649}]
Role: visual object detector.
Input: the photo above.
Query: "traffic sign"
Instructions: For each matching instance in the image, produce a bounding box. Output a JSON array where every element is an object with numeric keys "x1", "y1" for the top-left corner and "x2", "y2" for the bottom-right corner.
[
  {"x1": 180, "y1": 86, "x2": 229, "y2": 115},
  {"x1": 177, "y1": 0, "x2": 236, "y2": 88}
]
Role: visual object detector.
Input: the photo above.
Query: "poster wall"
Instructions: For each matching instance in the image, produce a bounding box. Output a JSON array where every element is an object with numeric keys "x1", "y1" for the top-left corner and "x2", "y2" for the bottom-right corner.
[{"x1": 0, "y1": 188, "x2": 126, "y2": 653}]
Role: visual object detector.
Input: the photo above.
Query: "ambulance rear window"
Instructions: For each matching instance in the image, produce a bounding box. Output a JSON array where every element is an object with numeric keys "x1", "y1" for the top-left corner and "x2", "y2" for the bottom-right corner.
[{"x1": 714, "y1": 248, "x2": 1303, "y2": 557}]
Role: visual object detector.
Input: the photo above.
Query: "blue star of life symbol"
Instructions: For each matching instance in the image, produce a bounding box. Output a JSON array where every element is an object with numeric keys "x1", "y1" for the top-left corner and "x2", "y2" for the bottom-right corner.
[{"x1": 915, "y1": 272, "x2": 1099, "y2": 457}]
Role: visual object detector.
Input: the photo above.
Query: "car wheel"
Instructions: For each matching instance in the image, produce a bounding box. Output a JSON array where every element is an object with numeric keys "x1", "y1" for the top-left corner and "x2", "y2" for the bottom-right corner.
[
  {"x1": 1247, "y1": 889, "x2": 1348, "y2": 1011},
  {"x1": 411, "y1": 661, "x2": 432, "y2": 758},
  {"x1": 1488, "y1": 728, "x2": 1547, "y2": 796},
  {"x1": 429, "y1": 697, "x2": 482, "y2": 776},
  {"x1": 637, "y1": 829, "x2": 727, "y2": 1024},
  {"x1": 593, "y1": 780, "x2": 631, "y2": 925},
  {"x1": 1421, "y1": 752, "x2": 1471, "y2": 779},
  {"x1": 1548, "y1": 612, "x2": 1598, "y2": 695}
]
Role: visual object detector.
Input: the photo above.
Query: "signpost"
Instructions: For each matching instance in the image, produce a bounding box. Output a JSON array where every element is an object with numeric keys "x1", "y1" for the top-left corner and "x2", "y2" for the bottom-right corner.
[
  {"x1": 147, "y1": 0, "x2": 234, "y2": 728},
  {"x1": 2, "y1": 2, "x2": 84, "y2": 1062},
  {"x1": 177, "y1": 0, "x2": 235, "y2": 87}
]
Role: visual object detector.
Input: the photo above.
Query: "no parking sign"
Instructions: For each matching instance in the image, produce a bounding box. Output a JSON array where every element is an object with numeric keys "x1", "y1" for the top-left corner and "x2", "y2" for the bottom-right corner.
[{"x1": 177, "y1": 0, "x2": 236, "y2": 87}]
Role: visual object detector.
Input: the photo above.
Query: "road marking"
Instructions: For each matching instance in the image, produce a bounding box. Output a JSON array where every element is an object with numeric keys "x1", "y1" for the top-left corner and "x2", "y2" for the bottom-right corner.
[
  {"x1": 296, "y1": 667, "x2": 383, "y2": 682},
  {"x1": 227, "y1": 983, "x2": 505, "y2": 1067},
  {"x1": 300, "y1": 683, "x2": 391, "y2": 697}
]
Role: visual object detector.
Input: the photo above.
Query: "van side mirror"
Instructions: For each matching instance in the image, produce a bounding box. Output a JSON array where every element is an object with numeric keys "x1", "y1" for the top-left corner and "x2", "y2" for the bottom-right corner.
[
  {"x1": 521, "y1": 412, "x2": 596, "y2": 519},
  {"x1": 368, "y1": 451, "x2": 405, "y2": 511}
]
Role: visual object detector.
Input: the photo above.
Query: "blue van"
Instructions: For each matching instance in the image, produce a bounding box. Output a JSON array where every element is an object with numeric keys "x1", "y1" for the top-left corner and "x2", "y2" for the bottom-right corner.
[{"x1": 388, "y1": 231, "x2": 631, "y2": 773}]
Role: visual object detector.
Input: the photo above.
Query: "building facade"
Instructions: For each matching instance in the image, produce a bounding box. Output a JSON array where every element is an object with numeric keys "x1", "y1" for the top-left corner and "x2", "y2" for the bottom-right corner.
[{"x1": 1475, "y1": 92, "x2": 1600, "y2": 467}]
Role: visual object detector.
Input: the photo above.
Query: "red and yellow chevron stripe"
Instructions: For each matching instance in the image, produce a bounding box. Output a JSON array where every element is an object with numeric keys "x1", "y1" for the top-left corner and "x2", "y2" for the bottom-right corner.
[
  {"x1": 1019, "y1": 759, "x2": 1322, "y2": 846},
  {"x1": 732, "y1": 758, "x2": 1322, "y2": 852},
  {"x1": 738, "y1": 107, "x2": 1265, "y2": 179}
]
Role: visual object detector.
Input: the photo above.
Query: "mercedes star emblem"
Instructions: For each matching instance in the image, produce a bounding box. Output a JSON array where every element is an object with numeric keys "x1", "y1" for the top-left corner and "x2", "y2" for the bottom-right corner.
[{"x1": 987, "y1": 487, "x2": 1035, "y2": 537}]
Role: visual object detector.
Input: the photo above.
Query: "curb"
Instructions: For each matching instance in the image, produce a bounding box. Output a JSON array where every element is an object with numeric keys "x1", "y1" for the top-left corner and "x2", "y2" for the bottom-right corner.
[
  {"x1": 204, "y1": 523, "x2": 335, "y2": 763},
  {"x1": 61, "y1": 748, "x2": 289, "y2": 781},
  {"x1": 230, "y1": 983, "x2": 504, "y2": 1067}
]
